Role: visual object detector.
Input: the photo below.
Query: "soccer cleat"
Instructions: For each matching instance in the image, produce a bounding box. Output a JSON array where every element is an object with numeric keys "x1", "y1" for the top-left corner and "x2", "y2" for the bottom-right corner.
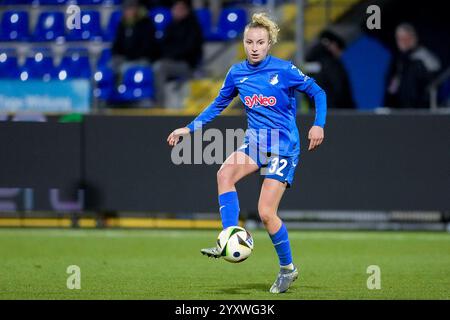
[
  {"x1": 200, "y1": 247, "x2": 222, "y2": 259},
  {"x1": 269, "y1": 266, "x2": 299, "y2": 293}
]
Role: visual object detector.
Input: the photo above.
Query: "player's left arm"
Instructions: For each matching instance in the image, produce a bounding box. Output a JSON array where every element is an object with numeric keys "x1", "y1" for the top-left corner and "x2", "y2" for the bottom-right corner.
[
  {"x1": 304, "y1": 81, "x2": 326, "y2": 151},
  {"x1": 285, "y1": 63, "x2": 327, "y2": 151}
]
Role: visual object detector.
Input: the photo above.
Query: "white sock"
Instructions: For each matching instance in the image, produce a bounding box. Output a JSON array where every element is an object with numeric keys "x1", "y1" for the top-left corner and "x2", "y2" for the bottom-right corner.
[{"x1": 280, "y1": 263, "x2": 295, "y2": 271}]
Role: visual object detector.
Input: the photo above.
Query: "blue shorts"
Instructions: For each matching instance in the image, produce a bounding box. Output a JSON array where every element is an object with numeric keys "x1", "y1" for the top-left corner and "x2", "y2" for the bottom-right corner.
[{"x1": 237, "y1": 143, "x2": 299, "y2": 188}]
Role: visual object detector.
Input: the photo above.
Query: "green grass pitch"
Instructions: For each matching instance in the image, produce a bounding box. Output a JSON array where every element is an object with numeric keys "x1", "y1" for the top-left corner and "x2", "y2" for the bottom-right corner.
[{"x1": 0, "y1": 228, "x2": 449, "y2": 299}]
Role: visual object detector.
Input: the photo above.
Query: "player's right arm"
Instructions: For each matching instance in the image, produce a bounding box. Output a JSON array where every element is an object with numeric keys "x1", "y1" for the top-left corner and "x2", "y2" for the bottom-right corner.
[{"x1": 167, "y1": 68, "x2": 238, "y2": 146}]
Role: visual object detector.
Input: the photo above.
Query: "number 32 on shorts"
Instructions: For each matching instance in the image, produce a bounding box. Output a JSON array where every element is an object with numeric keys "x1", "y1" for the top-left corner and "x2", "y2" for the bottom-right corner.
[{"x1": 268, "y1": 157, "x2": 288, "y2": 177}]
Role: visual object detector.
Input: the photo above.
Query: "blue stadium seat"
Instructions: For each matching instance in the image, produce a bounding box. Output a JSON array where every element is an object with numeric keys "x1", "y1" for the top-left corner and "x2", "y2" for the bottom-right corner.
[
  {"x1": 93, "y1": 67, "x2": 114, "y2": 101},
  {"x1": 194, "y1": 8, "x2": 212, "y2": 40},
  {"x1": 34, "y1": 0, "x2": 67, "y2": 4},
  {"x1": 98, "y1": 0, "x2": 122, "y2": 4},
  {"x1": 247, "y1": 0, "x2": 268, "y2": 4},
  {"x1": 97, "y1": 48, "x2": 112, "y2": 68},
  {"x1": 0, "y1": 11, "x2": 29, "y2": 41},
  {"x1": 72, "y1": 0, "x2": 104, "y2": 4},
  {"x1": 19, "y1": 50, "x2": 55, "y2": 81},
  {"x1": 32, "y1": 11, "x2": 65, "y2": 42},
  {"x1": 57, "y1": 48, "x2": 91, "y2": 79},
  {"x1": 0, "y1": 49, "x2": 20, "y2": 78},
  {"x1": 66, "y1": 10, "x2": 102, "y2": 41},
  {"x1": 1, "y1": 0, "x2": 33, "y2": 4},
  {"x1": 116, "y1": 66, "x2": 155, "y2": 101},
  {"x1": 103, "y1": 10, "x2": 122, "y2": 41},
  {"x1": 210, "y1": 8, "x2": 247, "y2": 41},
  {"x1": 149, "y1": 7, "x2": 172, "y2": 40}
]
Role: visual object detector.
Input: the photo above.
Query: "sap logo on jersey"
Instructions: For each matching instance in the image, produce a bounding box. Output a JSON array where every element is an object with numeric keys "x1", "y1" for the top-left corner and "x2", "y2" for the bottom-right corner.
[{"x1": 244, "y1": 94, "x2": 277, "y2": 108}]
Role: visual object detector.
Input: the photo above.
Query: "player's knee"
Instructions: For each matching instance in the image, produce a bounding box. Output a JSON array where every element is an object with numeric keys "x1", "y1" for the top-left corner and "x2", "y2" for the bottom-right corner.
[{"x1": 217, "y1": 167, "x2": 234, "y2": 187}]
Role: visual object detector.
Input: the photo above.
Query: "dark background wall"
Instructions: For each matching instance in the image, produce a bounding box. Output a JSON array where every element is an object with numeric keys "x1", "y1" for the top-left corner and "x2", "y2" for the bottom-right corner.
[{"x1": 0, "y1": 114, "x2": 449, "y2": 212}]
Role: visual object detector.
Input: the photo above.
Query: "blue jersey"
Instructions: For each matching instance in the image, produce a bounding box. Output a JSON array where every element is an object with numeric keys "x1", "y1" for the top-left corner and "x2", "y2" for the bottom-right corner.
[{"x1": 186, "y1": 55, "x2": 327, "y2": 156}]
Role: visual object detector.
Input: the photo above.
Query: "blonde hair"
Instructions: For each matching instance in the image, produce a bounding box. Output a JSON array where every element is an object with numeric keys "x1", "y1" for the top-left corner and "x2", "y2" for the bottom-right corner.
[{"x1": 245, "y1": 12, "x2": 280, "y2": 45}]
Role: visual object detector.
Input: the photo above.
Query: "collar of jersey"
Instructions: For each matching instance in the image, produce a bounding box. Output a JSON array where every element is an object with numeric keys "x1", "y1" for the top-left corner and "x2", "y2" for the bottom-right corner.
[{"x1": 245, "y1": 55, "x2": 272, "y2": 70}]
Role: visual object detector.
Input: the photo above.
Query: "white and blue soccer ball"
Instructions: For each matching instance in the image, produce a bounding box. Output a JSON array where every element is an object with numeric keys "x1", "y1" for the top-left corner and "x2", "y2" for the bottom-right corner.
[{"x1": 217, "y1": 226, "x2": 254, "y2": 263}]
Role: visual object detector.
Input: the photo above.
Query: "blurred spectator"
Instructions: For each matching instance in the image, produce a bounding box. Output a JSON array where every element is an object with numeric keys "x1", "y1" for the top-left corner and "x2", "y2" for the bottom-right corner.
[
  {"x1": 111, "y1": 0, "x2": 159, "y2": 79},
  {"x1": 153, "y1": 0, "x2": 203, "y2": 107},
  {"x1": 384, "y1": 23, "x2": 441, "y2": 108},
  {"x1": 305, "y1": 30, "x2": 355, "y2": 109}
]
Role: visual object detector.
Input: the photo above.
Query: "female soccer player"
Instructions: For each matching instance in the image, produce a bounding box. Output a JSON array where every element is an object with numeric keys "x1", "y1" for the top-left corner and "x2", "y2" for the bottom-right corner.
[{"x1": 167, "y1": 13, "x2": 326, "y2": 293}]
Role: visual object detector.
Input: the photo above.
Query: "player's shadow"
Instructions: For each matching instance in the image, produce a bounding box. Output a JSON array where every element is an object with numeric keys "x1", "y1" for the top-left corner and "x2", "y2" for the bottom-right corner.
[
  {"x1": 215, "y1": 283, "x2": 278, "y2": 295},
  {"x1": 214, "y1": 283, "x2": 322, "y2": 295}
]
